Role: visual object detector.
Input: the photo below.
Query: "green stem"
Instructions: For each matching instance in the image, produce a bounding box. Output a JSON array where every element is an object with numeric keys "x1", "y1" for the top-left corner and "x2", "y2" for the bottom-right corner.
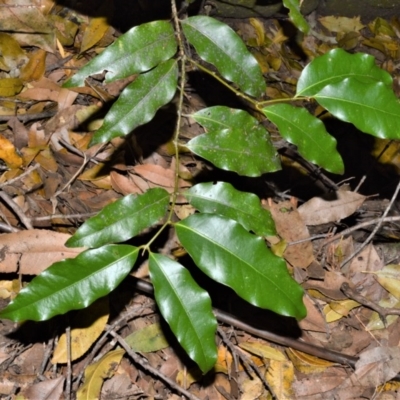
[
  {"x1": 142, "y1": 0, "x2": 187, "y2": 254},
  {"x1": 188, "y1": 58, "x2": 258, "y2": 106}
]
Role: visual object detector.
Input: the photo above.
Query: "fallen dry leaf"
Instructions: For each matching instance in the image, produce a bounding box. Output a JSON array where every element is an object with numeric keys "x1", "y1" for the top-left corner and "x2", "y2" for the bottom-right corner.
[
  {"x1": 269, "y1": 200, "x2": 314, "y2": 268},
  {"x1": 298, "y1": 190, "x2": 365, "y2": 225},
  {"x1": 0, "y1": 229, "x2": 85, "y2": 274}
]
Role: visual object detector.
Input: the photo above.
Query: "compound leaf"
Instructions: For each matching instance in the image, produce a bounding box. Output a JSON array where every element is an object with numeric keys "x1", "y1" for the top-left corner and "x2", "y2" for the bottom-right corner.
[
  {"x1": 181, "y1": 16, "x2": 266, "y2": 97},
  {"x1": 0, "y1": 245, "x2": 139, "y2": 322},
  {"x1": 175, "y1": 214, "x2": 306, "y2": 319},
  {"x1": 296, "y1": 48, "x2": 393, "y2": 97},
  {"x1": 185, "y1": 181, "x2": 276, "y2": 236},
  {"x1": 263, "y1": 103, "x2": 344, "y2": 174},
  {"x1": 314, "y1": 78, "x2": 400, "y2": 140},
  {"x1": 66, "y1": 188, "x2": 170, "y2": 248},
  {"x1": 188, "y1": 106, "x2": 280, "y2": 176},
  {"x1": 90, "y1": 59, "x2": 178, "y2": 145},
  {"x1": 63, "y1": 20, "x2": 177, "y2": 87},
  {"x1": 149, "y1": 253, "x2": 217, "y2": 373}
]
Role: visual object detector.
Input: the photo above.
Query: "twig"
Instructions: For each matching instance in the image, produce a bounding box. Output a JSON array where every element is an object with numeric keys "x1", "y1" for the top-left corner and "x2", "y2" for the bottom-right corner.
[
  {"x1": 340, "y1": 178, "x2": 400, "y2": 267},
  {"x1": 218, "y1": 327, "x2": 276, "y2": 399},
  {"x1": 133, "y1": 278, "x2": 357, "y2": 367},
  {"x1": 340, "y1": 282, "x2": 400, "y2": 326},
  {"x1": 0, "y1": 109, "x2": 57, "y2": 123},
  {"x1": 65, "y1": 325, "x2": 72, "y2": 400},
  {"x1": 0, "y1": 191, "x2": 33, "y2": 229},
  {"x1": 287, "y1": 233, "x2": 331, "y2": 246},
  {"x1": 322, "y1": 215, "x2": 400, "y2": 247},
  {"x1": 0, "y1": 222, "x2": 20, "y2": 233},
  {"x1": 31, "y1": 212, "x2": 97, "y2": 222},
  {"x1": 108, "y1": 328, "x2": 201, "y2": 400},
  {"x1": 74, "y1": 305, "x2": 151, "y2": 389},
  {"x1": 0, "y1": 164, "x2": 41, "y2": 189}
]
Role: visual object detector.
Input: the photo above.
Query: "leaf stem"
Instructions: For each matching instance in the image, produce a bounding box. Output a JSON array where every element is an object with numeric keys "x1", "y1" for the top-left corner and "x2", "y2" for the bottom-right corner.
[
  {"x1": 141, "y1": 0, "x2": 187, "y2": 254},
  {"x1": 188, "y1": 57, "x2": 257, "y2": 105}
]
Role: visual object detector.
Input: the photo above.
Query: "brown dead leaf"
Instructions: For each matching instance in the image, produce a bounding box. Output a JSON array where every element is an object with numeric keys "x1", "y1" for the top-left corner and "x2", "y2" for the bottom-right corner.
[
  {"x1": 268, "y1": 200, "x2": 314, "y2": 268},
  {"x1": 342, "y1": 347, "x2": 400, "y2": 388},
  {"x1": 298, "y1": 191, "x2": 366, "y2": 225},
  {"x1": 0, "y1": 1, "x2": 55, "y2": 52},
  {"x1": 19, "y1": 376, "x2": 64, "y2": 400},
  {"x1": 110, "y1": 171, "x2": 142, "y2": 195},
  {"x1": 0, "y1": 229, "x2": 85, "y2": 274},
  {"x1": 298, "y1": 295, "x2": 328, "y2": 332}
]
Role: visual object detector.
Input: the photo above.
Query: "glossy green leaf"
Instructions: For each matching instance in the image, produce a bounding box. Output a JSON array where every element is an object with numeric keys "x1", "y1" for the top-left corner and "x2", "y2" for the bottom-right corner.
[
  {"x1": 282, "y1": 0, "x2": 309, "y2": 34},
  {"x1": 314, "y1": 78, "x2": 400, "y2": 140},
  {"x1": 175, "y1": 214, "x2": 306, "y2": 319},
  {"x1": 263, "y1": 104, "x2": 344, "y2": 174},
  {"x1": 181, "y1": 16, "x2": 266, "y2": 97},
  {"x1": 0, "y1": 245, "x2": 139, "y2": 322},
  {"x1": 184, "y1": 181, "x2": 276, "y2": 236},
  {"x1": 63, "y1": 20, "x2": 177, "y2": 87},
  {"x1": 296, "y1": 49, "x2": 393, "y2": 97},
  {"x1": 149, "y1": 253, "x2": 217, "y2": 373},
  {"x1": 90, "y1": 59, "x2": 178, "y2": 145},
  {"x1": 66, "y1": 188, "x2": 170, "y2": 248},
  {"x1": 188, "y1": 106, "x2": 280, "y2": 176}
]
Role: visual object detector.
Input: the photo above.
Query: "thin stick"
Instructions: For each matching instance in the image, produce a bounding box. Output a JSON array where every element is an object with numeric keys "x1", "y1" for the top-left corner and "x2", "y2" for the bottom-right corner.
[
  {"x1": 0, "y1": 191, "x2": 33, "y2": 229},
  {"x1": 133, "y1": 278, "x2": 358, "y2": 367},
  {"x1": 0, "y1": 164, "x2": 41, "y2": 189},
  {"x1": 321, "y1": 215, "x2": 400, "y2": 247},
  {"x1": 340, "y1": 179, "x2": 400, "y2": 267},
  {"x1": 65, "y1": 325, "x2": 72, "y2": 400},
  {"x1": 108, "y1": 329, "x2": 201, "y2": 400}
]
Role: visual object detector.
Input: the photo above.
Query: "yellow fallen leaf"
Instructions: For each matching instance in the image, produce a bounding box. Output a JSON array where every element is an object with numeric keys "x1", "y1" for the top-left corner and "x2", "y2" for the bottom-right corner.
[
  {"x1": 52, "y1": 297, "x2": 109, "y2": 364},
  {"x1": 20, "y1": 49, "x2": 46, "y2": 82},
  {"x1": 0, "y1": 78, "x2": 23, "y2": 97},
  {"x1": 370, "y1": 264, "x2": 400, "y2": 300},
  {"x1": 266, "y1": 359, "x2": 294, "y2": 399},
  {"x1": 286, "y1": 348, "x2": 335, "y2": 374},
  {"x1": 77, "y1": 348, "x2": 125, "y2": 400},
  {"x1": 240, "y1": 341, "x2": 286, "y2": 362},
  {"x1": 0, "y1": 134, "x2": 23, "y2": 169},
  {"x1": 324, "y1": 299, "x2": 360, "y2": 322}
]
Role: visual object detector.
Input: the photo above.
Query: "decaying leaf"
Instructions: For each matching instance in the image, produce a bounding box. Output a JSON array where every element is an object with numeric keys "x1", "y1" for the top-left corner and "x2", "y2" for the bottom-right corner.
[
  {"x1": 0, "y1": 230, "x2": 85, "y2": 274},
  {"x1": 52, "y1": 297, "x2": 109, "y2": 364},
  {"x1": 298, "y1": 191, "x2": 365, "y2": 225}
]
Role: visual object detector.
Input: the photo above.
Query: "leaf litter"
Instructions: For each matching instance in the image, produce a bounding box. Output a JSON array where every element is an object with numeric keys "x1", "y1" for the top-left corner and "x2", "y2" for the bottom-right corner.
[{"x1": 1, "y1": 1, "x2": 400, "y2": 398}]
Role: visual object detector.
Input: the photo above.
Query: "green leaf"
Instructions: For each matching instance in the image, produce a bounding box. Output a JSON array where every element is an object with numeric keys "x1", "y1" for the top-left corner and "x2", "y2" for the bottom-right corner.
[
  {"x1": 314, "y1": 78, "x2": 400, "y2": 140},
  {"x1": 188, "y1": 106, "x2": 280, "y2": 176},
  {"x1": 66, "y1": 188, "x2": 170, "y2": 248},
  {"x1": 63, "y1": 20, "x2": 177, "y2": 87},
  {"x1": 282, "y1": 0, "x2": 309, "y2": 34},
  {"x1": 185, "y1": 181, "x2": 276, "y2": 236},
  {"x1": 90, "y1": 59, "x2": 178, "y2": 145},
  {"x1": 296, "y1": 49, "x2": 393, "y2": 97},
  {"x1": 181, "y1": 16, "x2": 266, "y2": 98},
  {"x1": 175, "y1": 214, "x2": 306, "y2": 319},
  {"x1": 149, "y1": 253, "x2": 217, "y2": 373},
  {"x1": 0, "y1": 245, "x2": 139, "y2": 322},
  {"x1": 263, "y1": 104, "x2": 344, "y2": 174}
]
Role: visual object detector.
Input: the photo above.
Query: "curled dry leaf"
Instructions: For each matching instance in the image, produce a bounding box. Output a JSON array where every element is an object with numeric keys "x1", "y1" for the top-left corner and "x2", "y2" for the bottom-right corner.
[
  {"x1": 0, "y1": 230, "x2": 85, "y2": 275},
  {"x1": 298, "y1": 190, "x2": 365, "y2": 225}
]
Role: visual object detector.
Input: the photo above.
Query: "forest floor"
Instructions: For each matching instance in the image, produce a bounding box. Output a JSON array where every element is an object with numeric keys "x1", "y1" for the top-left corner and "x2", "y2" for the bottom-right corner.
[{"x1": 1, "y1": 1, "x2": 400, "y2": 399}]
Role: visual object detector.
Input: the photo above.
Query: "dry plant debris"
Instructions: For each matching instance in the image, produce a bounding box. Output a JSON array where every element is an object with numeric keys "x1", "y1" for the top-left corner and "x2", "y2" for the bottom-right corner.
[{"x1": 1, "y1": 1, "x2": 400, "y2": 399}]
